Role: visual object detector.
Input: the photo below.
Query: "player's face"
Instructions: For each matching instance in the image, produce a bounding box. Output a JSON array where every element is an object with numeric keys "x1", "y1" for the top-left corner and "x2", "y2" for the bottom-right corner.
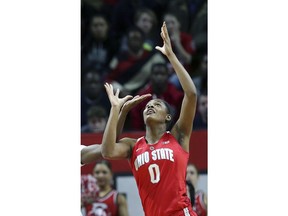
[
  {"x1": 93, "y1": 164, "x2": 112, "y2": 187},
  {"x1": 186, "y1": 165, "x2": 198, "y2": 188},
  {"x1": 143, "y1": 99, "x2": 168, "y2": 125}
]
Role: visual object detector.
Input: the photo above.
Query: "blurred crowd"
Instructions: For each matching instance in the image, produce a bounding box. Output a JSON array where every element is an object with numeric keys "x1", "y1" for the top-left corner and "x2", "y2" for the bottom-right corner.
[{"x1": 81, "y1": 0, "x2": 207, "y2": 133}]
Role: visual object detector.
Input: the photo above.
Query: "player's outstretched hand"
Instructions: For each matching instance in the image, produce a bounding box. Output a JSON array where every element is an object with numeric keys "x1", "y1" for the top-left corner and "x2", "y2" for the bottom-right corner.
[
  {"x1": 121, "y1": 94, "x2": 152, "y2": 113},
  {"x1": 104, "y1": 83, "x2": 133, "y2": 108},
  {"x1": 155, "y1": 21, "x2": 173, "y2": 57}
]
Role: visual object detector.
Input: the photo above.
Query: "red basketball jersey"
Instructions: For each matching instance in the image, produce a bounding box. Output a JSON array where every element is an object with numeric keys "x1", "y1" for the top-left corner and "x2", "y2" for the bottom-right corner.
[
  {"x1": 130, "y1": 132, "x2": 196, "y2": 216},
  {"x1": 194, "y1": 190, "x2": 207, "y2": 216},
  {"x1": 84, "y1": 190, "x2": 119, "y2": 216}
]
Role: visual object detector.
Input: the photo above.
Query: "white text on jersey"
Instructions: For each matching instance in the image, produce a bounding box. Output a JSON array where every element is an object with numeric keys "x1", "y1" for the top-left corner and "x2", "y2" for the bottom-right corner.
[{"x1": 134, "y1": 148, "x2": 174, "y2": 171}]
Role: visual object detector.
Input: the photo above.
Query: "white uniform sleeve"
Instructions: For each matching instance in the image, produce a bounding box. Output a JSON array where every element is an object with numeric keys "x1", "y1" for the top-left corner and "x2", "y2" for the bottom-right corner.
[{"x1": 80, "y1": 145, "x2": 86, "y2": 166}]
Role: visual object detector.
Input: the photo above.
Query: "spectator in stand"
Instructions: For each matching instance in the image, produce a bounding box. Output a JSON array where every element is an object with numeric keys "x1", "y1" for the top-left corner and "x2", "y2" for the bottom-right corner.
[
  {"x1": 81, "y1": 106, "x2": 108, "y2": 133},
  {"x1": 120, "y1": 7, "x2": 159, "y2": 52},
  {"x1": 190, "y1": 0, "x2": 207, "y2": 54},
  {"x1": 81, "y1": 13, "x2": 119, "y2": 74},
  {"x1": 129, "y1": 63, "x2": 183, "y2": 131},
  {"x1": 81, "y1": 173, "x2": 99, "y2": 216},
  {"x1": 186, "y1": 180, "x2": 195, "y2": 206},
  {"x1": 193, "y1": 92, "x2": 207, "y2": 130},
  {"x1": 165, "y1": 0, "x2": 192, "y2": 33},
  {"x1": 106, "y1": 26, "x2": 166, "y2": 97},
  {"x1": 110, "y1": 0, "x2": 161, "y2": 40},
  {"x1": 81, "y1": 70, "x2": 110, "y2": 126},
  {"x1": 191, "y1": 53, "x2": 207, "y2": 95},
  {"x1": 164, "y1": 12, "x2": 195, "y2": 67},
  {"x1": 82, "y1": 160, "x2": 129, "y2": 216},
  {"x1": 81, "y1": 0, "x2": 114, "y2": 42},
  {"x1": 110, "y1": 0, "x2": 141, "y2": 40},
  {"x1": 186, "y1": 163, "x2": 207, "y2": 216}
]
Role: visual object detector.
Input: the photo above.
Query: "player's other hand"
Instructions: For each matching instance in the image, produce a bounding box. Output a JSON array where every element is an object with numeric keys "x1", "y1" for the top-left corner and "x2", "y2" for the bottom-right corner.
[
  {"x1": 104, "y1": 83, "x2": 133, "y2": 108},
  {"x1": 155, "y1": 22, "x2": 174, "y2": 57},
  {"x1": 121, "y1": 94, "x2": 152, "y2": 113}
]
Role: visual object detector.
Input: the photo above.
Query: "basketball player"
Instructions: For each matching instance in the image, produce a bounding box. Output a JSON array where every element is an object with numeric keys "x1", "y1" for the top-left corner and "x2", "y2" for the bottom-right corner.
[
  {"x1": 186, "y1": 163, "x2": 207, "y2": 216},
  {"x1": 82, "y1": 160, "x2": 129, "y2": 216},
  {"x1": 101, "y1": 22, "x2": 198, "y2": 216}
]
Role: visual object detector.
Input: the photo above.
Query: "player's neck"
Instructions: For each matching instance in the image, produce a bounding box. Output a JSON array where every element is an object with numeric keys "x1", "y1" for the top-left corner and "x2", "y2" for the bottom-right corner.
[{"x1": 145, "y1": 124, "x2": 166, "y2": 144}]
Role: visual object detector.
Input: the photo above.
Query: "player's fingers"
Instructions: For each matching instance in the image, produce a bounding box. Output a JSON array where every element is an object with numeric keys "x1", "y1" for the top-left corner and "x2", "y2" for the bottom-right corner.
[
  {"x1": 104, "y1": 83, "x2": 109, "y2": 92},
  {"x1": 123, "y1": 95, "x2": 133, "y2": 102},
  {"x1": 163, "y1": 22, "x2": 171, "y2": 41},
  {"x1": 134, "y1": 94, "x2": 151, "y2": 104},
  {"x1": 104, "y1": 83, "x2": 112, "y2": 97},
  {"x1": 155, "y1": 46, "x2": 162, "y2": 51},
  {"x1": 142, "y1": 94, "x2": 152, "y2": 98},
  {"x1": 159, "y1": 31, "x2": 164, "y2": 40},
  {"x1": 115, "y1": 88, "x2": 120, "y2": 97},
  {"x1": 163, "y1": 27, "x2": 169, "y2": 40},
  {"x1": 109, "y1": 83, "x2": 114, "y2": 93}
]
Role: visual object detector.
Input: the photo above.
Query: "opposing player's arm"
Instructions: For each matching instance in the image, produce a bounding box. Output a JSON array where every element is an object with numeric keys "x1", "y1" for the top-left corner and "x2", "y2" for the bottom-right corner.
[
  {"x1": 81, "y1": 139, "x2": 134, "y2": 164},
  {"x1": 81, "y1": 144, "x2": 103, "y2": 165},
  {"x1": 156, "y1": 22, "x2": 197, "y2": 152},
  {"x1": 118, "y1": 193, "x2": 129, "y2": 216}
]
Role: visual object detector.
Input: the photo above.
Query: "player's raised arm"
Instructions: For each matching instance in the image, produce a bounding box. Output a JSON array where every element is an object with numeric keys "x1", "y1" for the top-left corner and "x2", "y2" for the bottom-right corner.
[
  {"x1": 156, "y1": 22, "x2": 197, "y2": 152},
  {"x1": 101, "y1": 83, "x2": 135, "y2": 159}
]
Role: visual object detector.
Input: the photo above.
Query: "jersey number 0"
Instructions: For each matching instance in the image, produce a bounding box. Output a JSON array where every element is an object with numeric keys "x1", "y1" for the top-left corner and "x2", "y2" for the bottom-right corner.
[{"x1": 148, "y1": 164, "x2": 160, "y2": 183}]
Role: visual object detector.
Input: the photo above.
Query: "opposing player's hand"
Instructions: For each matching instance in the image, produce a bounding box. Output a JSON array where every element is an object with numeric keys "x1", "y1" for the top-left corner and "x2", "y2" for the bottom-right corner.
[
  {"x1": 121, "y1": 94, "x2": 152, "y2": 113},
  {"x1": 104, "y1": 83, "x2": 133, "y2": 108},
  {"x1": 155, "y1": 22, "x2": 173, "y2": 56}
]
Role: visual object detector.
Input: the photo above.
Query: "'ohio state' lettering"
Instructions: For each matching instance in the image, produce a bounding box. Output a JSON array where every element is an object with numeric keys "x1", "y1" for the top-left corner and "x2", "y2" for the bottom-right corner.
[{"x1": 134, "y1": 148, "x2": 174, "y2": 171}]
